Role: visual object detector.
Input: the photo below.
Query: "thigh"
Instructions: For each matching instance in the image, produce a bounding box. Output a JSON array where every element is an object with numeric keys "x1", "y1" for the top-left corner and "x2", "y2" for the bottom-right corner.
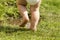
[
  {"x1": 16, "y1": 0, "x2": 27, "y2": 6},
  {"x1": 30, "y1": 0, "x2": 41, "y2": 12}
]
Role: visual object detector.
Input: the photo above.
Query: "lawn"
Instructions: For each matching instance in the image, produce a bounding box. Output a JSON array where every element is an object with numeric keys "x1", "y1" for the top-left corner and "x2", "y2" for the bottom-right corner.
[{"x1": 0, "y1": 0, "x2": 60, "y2": 40}]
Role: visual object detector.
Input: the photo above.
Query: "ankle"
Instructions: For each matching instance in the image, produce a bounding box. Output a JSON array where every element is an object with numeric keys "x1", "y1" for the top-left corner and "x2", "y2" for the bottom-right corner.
[{"x1": 30, "y1": 26, "x2": 37, "y2": 31}]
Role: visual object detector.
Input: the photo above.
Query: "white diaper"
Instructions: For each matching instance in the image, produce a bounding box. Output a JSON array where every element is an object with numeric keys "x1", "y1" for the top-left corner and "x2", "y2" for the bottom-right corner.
[{"x1": 26, "y1": 0, "x2": 39, "y2": 5}]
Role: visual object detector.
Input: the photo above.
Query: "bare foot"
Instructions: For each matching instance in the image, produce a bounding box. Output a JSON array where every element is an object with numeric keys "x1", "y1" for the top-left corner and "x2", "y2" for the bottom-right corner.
[
  {"x1": 25, "y1": 22, "x2": 37, "y2": 31},
  {"x1": 19, "y1": 19, "x2": 29, "y2": 27}
]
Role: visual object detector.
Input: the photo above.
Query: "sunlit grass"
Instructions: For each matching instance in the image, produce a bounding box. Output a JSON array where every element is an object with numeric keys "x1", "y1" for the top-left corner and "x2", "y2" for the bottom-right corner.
[{"x1": 0, "y1": 0, "x2": 60, "y2": 40}]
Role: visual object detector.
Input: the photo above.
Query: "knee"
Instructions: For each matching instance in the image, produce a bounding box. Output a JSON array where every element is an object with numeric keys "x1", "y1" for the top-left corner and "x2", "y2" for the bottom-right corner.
[
  {"x1": 31, "y1": 11, "x2": 40, "y2": 20},
  {"x1": 23, "y1": 15, "x2": 29, "y2": 22}
]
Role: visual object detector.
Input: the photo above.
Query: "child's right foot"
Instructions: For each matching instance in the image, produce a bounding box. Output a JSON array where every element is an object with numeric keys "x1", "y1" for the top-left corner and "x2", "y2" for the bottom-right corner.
[{"x1": 19, "y1": 19, "x2": 29, "y2": 27}]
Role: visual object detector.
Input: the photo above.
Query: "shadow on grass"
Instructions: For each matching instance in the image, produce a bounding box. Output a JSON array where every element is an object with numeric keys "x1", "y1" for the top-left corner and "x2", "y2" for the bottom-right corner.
[{"x1": 0, "y1": 26, "x2": 30, "y2": 33}]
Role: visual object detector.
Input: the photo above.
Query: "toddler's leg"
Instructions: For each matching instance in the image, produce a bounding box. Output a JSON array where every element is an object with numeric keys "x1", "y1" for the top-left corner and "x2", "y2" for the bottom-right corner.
[{"x1": 16, "y1": 0, "x2": 29, "y2": 27}]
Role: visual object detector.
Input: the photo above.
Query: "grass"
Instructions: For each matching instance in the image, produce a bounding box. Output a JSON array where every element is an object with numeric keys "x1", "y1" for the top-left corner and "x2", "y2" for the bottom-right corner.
[{"x1": 0, "y1": 0, "x2": 60, "y2": 40}]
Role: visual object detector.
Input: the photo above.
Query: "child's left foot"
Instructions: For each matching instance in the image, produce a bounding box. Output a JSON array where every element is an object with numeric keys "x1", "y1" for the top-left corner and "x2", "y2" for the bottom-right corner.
[{"x1": 25, "y1": 23, "x2": 37, "y2": 31}]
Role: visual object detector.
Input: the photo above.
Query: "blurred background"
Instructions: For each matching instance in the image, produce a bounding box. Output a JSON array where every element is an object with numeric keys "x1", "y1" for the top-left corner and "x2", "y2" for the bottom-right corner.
[{"x1": 0, "y1": 0, "x2": 60, "y2": 40}]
